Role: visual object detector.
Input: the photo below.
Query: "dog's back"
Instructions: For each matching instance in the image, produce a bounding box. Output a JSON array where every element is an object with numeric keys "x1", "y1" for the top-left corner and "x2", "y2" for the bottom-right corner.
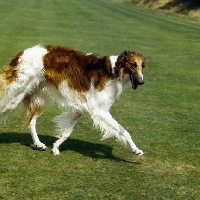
[{"x1": 0, "y1": 45, "x2": 99, "y2": 118}]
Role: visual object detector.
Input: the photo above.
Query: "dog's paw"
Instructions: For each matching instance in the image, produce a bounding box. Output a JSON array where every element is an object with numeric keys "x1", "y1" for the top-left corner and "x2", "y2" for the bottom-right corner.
[
  {"x1": 35, "y1": 143, "x2": 47, "y2": 151},
  {"x1": 134, "y1": 149, "x2": 144, "y2": 156},
  {"x1": 51, "y1": 148, "x2": 60, "y2": 155}
]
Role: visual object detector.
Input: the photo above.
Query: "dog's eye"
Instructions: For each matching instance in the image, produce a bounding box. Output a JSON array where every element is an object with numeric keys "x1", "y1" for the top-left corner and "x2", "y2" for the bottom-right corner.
[
  {"x1": 131, "y1": 62, "x2": 137, "y2": 68},
  {"x1": 142, "y1": 63, "x2": 145, "y2": 68}
]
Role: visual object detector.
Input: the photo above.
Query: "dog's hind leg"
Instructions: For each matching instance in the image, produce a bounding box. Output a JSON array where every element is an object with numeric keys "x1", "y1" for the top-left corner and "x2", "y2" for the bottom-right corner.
[
  {"x1": 52, "y1": 110, "x2": 82, "y2": 155},
  {"x1": 92, "y1": 111, "x2": 144, "y2": 156},
  {"x1": 28, "y1": 115, "x2": 46, "y2": 150},
  {"x1": 0, "y1": 75, "x2": 45, "y2": 121},
  {"x1": 24, "y1": 94, "x2": 47, "y2": 150}
]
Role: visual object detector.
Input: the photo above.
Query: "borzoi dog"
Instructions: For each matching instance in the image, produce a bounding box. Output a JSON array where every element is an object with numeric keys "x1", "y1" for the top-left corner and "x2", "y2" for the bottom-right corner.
[{"x1": 0, "y1": 45, "x2": 145, "y2": 156}]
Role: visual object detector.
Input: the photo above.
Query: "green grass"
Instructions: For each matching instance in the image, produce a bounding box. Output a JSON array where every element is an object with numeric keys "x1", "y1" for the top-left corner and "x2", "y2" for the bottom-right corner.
[{"x1": 0, "y1": 0, "x2": 200, "y2": 199}]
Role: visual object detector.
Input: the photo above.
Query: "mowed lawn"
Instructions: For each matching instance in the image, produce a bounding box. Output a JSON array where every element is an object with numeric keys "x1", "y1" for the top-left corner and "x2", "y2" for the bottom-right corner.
[{"x1": 0, "y1": 0, "x2": 200, "y2": 199}]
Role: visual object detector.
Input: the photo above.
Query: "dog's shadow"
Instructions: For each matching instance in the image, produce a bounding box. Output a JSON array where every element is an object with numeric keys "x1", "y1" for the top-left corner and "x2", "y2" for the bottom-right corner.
[{"x1": 0, "y1": 132, "x2": 140, "y2": 164}]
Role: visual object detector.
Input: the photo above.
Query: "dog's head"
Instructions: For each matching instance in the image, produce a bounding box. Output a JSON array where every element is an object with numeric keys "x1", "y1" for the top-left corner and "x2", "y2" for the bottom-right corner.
[{"x1": 116, "y1": 51, "x2": 145, "y2": 90}]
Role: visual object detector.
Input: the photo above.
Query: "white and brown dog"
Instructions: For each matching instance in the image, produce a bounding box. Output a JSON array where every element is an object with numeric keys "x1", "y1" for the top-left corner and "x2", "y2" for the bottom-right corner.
[{"x1": 0, "y1": 45, "x2": 145, "y2": 156}]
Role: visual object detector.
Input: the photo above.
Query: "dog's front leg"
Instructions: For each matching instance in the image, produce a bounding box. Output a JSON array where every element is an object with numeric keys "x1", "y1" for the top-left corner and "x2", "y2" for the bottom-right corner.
[
  {"x1": 92, "y1": 112, "x2": 144, "y2": 156},
  {"x1": 118, "y1": 124, "x2": 144, "y2": 156}
]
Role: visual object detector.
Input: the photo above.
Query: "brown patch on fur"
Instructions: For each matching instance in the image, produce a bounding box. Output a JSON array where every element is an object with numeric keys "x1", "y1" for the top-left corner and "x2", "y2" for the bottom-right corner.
[
  {"x1": 9, "y1": 51, "x2": 23, "y2": 67},
  {"x1": 43, "y1": 45, "x2": 113, "y2": 93},
  {"x1": 23, "y1": 95, "x2": 44, "y2": 125},
  {"x1": 0, "y1": 50, "x2": 23, "y2": 86},
  {"x1": 1, "y1": 65, "x2": 18, "y2": 84},
  {"x1": 0, "y1": 51, "x2": 23, "y2": 100},
  {"x1": 0, "y1": 74, "x2": 7, "y2": 100},
  {"x1": 87, "y1": 56, "x2": 113, "y2": 91}
]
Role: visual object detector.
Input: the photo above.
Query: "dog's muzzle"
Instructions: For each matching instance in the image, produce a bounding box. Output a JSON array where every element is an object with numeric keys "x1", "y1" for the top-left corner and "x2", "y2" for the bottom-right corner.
[{"x1": 129, "y1": 70, "x2": 144, "y2": 90}]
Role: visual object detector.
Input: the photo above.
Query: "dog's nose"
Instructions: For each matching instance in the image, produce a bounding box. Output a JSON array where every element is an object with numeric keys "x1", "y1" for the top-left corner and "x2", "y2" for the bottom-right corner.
[{"x1": 138, "y1": 82, "x2": 144, "y2": 85}]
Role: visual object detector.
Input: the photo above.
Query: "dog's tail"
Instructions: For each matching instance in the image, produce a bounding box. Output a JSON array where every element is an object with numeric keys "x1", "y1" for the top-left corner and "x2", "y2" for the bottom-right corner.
[{"x1": 0, "y1": 45, "x2": 48, "y2": 122}]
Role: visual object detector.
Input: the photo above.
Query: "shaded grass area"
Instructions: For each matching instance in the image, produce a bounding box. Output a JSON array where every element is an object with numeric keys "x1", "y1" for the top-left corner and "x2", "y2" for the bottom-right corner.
[
  {"x1": 140, "y1": 0, "x2": 200, "y2": 10},
  {"x1": 125, "y1": 0, "x2": 200, "y2": 18},
  {"x1": 159, "y1": 0, "x2": 200, "y2": 10},
  {"x1": 0, "y1": 0, "x2": 200, "y2": 199}
]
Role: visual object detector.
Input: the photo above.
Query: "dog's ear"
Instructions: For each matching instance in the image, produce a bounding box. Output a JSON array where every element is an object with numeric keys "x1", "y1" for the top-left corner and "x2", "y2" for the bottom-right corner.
[
  {"x1": 116, "y1": 50, "x2": 130, "y2": 69},
  {"x1": 123, "y1": 50, "x2": 130, "y2": 57}
]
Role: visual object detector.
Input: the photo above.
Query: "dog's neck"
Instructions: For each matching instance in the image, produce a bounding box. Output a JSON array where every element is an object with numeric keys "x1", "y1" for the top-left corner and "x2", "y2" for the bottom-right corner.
[
  {"x1": 109, "y1": 55, "x2": 130, "y2": 89},
  {"x1": 109, "y1": 56, "x2": 118, "y2": 73},
  {"x1": 109, "y1": 56, "x2": 119, "y2": 79}
]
